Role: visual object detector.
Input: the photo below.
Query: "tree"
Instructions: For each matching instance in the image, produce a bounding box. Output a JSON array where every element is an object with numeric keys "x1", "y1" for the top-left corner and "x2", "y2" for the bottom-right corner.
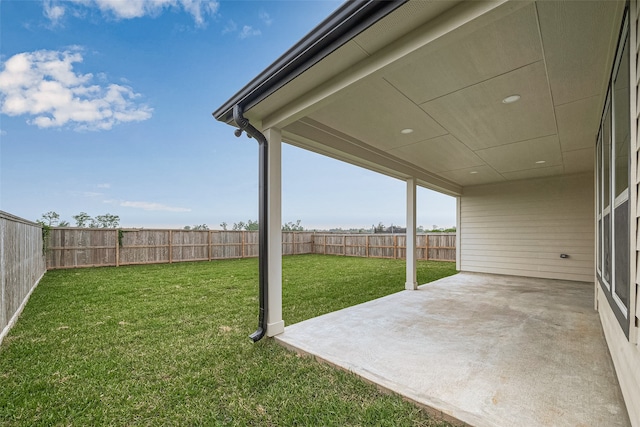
[
  {"x1": 245, "y1": 219, "x2": 259, "y2": 231},
  {"x1": 191, "y1": 224, "x2": 209, "y2": 230},
  {"x1": 94, "y1": 213, "x2": 120, "y2": 228},
  {"x1": 385, "y1": 224, "x2": 405, "y2": 234},
  {"x1": 220, "y1": 222, "x2": 228, "y2": 231},
  {"x1": 58, "y1": 220, "x2": 70, "y2": 227},
  {"x1": 73, "y1": 212, "x2": 92, "y2": 227},
  {"x1": 233, "y1": 219, "x2": 259, "y2": 231},
  {"x1": 282, "y1": 220, "x2": 303, "y2": 231},
  {"x1": 373, "y1": 222, "x2": 385, "y2": 233},
  {"x1": 39, "y1": 211, "x2": 60, "y2": 227}
]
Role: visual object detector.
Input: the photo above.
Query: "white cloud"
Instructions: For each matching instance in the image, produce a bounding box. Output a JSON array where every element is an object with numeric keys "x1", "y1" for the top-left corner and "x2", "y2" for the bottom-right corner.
[
  {"x1": 0, "y1": 49, "x2": 152, "y2": 131},
  {"x1": 179, "y1": 0, "x2": 219, "y2": 26},
  {"x1": 0, "y1": 129, "x2": 7, "y2": 136},
  {"x1": 222, "y1": 19, "x2": 237, "y2": 35},
  {"x1": 43, "y1": 0, "x2": 66, "y2": 25},
  {"x1": 97, "y1": 183, "x2": 111, "y2": 188},
  {"x1": 239, "y1": 25, "x2": 261, "y2": 39},
  {"x1": 120, "y1": 200, "x2": 191, "y2": 212},
  {"x1": 259, "y1": 11, "x2": 272, "y2": 26},
  {"x1": 44, "y1": 0, "x2": 219, "y2": 27},
  {"x1": 82, "y1": 191, "x2": 103, "y2": 197}
]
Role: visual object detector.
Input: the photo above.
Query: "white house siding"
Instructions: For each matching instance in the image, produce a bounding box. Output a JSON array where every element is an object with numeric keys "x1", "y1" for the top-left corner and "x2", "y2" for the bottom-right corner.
[
  {"x1": 599, "y1": 289, "x2": 640, "y2": 426},
  {"x1": 459, "y1": 173, "x2": 594, "y2": 282},
  {"x1": 597, "y1": 3, "x2": 640, "y2": 425}
]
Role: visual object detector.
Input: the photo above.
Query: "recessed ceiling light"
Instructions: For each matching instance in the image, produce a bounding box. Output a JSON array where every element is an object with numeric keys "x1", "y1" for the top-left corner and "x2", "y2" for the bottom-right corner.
[
  {"x1": 502, "y1": 95, "x2": 521, "y2": 104},
  {"x1": 470, "y1": 171, "x2": 478, "y2": 174},
  {"x1": 400, "y1": 128, "x2": 414, "y2": 134},
  {"x1": 535, "y1": 160, "x2": 546, "y2": 164}
]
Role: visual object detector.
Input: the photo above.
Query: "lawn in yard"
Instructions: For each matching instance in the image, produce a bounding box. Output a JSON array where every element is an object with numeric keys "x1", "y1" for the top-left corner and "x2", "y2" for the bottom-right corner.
[{"x1": 0, "y1": 254, "x2": 457, "y2": 426}]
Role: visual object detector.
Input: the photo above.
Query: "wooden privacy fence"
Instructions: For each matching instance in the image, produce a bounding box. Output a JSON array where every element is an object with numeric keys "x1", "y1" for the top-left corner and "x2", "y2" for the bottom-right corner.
[
  {"x1": 312, "y1": 233, "x2": 455, "y2": 262},
  {"x1": 45, "y1": 230, "x2": 315, "y2": 269},
  {"x1": 45, "y1": 229, "x2": 455, "y2": 269},
  {"x1": 1, "y1": 211, "x2": 46, "y2": 344}
]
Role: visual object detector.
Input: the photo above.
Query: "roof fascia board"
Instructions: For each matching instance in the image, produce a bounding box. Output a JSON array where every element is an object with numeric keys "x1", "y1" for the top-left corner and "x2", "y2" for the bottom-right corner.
[
  {"x1": 263, "y1": 0, "x2": 524, "y2": 130},
  {"x1": 213, "y1": 0, "x2": 408, "y2": 124}
]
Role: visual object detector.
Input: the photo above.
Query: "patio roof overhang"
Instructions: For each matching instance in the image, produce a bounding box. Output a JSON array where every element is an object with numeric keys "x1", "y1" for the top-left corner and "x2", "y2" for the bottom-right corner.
[{"x1": 213, "y1": 0, "x2": 626, "y2": 196}]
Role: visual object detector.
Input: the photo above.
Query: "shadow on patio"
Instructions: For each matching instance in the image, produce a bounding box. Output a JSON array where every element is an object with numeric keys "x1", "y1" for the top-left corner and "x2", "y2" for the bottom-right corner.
[{"x1": 276, "y1": 272, "x2": 630, "y2": 427}]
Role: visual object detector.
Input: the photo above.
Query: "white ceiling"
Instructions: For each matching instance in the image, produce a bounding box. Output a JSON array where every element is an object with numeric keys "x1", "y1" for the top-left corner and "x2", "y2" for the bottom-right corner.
[{"x1": 260, "y1": 0, "x2": 625, "y2": 191}]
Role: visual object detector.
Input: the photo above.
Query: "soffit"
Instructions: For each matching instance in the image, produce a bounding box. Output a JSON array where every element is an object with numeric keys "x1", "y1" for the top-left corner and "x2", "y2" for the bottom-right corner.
[
  {"x1": 419, "y1": 60, "x2": 557, "y2": 151},
  {"x1": 266, "y1": 0, "x2": 625, "y2": 190},
  {"x1": 308, "y1": 78, "x2": 447, "y2": 151},
  {"x1": 249, "y1": 41, "x2": 369, "y2": 121},
  {"x1": 384, "y1": 3, "x2": 543, "y2": 105},
  {"x1": 248, "y1": 0, "x2": 461, "y2": 123},
  {"x1": 536, "y1": 0, "x2": 621, "y2": 106},
  {"x1": 352, "y1": 1, "x2": 461, "y2": 55}
]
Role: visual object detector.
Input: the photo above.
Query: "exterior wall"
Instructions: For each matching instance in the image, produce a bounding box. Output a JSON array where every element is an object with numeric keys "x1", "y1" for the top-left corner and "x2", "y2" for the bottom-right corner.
[
  {"x1": 598, "y1": 2, "x2": 640, "y2": 425},
  {"x1": 599, "y1": 289, "x2": 640, "y2": 425},
  {"x1": 459, "y1": 173, "x2": 594, "y2": 282}
]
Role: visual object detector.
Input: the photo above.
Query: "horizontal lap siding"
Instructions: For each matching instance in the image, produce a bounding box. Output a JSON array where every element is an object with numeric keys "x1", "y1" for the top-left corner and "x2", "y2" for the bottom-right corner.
[
  {"x1": 601, "y1": 4, "x2": 640, "y2": 425},
  {"x1": 460, "y1": 173, "x2": 594, "y2": 282}
]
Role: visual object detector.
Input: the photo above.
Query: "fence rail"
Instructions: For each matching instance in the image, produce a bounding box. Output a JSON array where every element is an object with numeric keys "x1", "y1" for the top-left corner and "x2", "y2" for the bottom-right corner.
[
  {"x1": 45, "y1": 229, "x2": 456, "y2": 269},
  {"x1": 1, "y1": 211, "x2": 46, "y2": 344}
]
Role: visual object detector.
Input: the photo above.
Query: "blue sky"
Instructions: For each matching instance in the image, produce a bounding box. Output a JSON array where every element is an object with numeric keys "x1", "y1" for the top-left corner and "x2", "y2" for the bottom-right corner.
[{"x1": 0, "y1": 0, "x2": 456, "y2": 230}]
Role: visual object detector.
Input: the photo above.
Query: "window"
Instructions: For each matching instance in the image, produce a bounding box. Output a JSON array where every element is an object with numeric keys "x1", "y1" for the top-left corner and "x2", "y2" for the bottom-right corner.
[
  {"x1": 603, "y1": 104, "x2": 612, "y2": 288},
  {"x1": 597, "y1": 133, "x2": 602, "y2": 277},
  {"x1": 596, "y1": 9, "x2": 630, "y2": 337},
  {"x1": 613, "y1": 32, "x2": 630, "y2": 311}
]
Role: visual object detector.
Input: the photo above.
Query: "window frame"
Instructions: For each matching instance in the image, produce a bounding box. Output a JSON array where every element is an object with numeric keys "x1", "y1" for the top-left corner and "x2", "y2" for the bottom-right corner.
[{"x1": 596, "y1": 7, "x2": 631, "y2": 337}]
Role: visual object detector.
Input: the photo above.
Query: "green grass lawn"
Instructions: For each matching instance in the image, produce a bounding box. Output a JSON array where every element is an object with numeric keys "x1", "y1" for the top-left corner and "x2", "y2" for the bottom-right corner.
[{"x1": 0, "y1": 255, "x2": 457, "y2": 426}]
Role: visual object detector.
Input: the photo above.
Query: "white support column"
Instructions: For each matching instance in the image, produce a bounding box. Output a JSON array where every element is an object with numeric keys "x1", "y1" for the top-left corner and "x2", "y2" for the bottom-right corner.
[
  {"x1": 264, "y1": 127, "x2": 285, "y2": 337},
  {"x1": 406, "y1": 178, "x2": 418, "y2": 290}
]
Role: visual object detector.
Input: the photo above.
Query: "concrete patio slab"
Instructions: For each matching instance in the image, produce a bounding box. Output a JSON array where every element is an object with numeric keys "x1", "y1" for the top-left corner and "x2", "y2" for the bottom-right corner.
[{"x1": 275, "y1": 272, "x2": 630, "y2": 427}]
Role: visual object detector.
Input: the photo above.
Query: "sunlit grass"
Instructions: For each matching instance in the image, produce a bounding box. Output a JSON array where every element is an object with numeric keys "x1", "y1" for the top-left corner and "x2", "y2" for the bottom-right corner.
[{"x1": 0, "y1": 255, "x2": 457, "y2": 426}]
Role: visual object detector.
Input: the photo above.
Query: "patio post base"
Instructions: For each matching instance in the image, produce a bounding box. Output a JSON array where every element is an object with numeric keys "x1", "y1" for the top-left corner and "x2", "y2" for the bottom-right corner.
[{"x1": 267, "y1": 320, "x2": 285, "y2": 337}]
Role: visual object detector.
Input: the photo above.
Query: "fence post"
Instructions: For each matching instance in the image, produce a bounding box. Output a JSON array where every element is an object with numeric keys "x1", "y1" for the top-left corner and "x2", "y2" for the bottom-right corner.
[
  {"x1": 241, "y1": 231, "x2": 245, "y2": 258},
  {"x1": 425, "y1": 234, "x2": 430, "y2": 261},
  {"x1": 208, "y1": 231, "x2": 212, "y2": 261},
  {"x1": 366, "y1": 235, "x2": 369, "y2": 258},
  {"x1": 168, "y1": 230, "x2": 173, "y2": 263},
  {"x1": 393, "y1": 235, "x2": 397, "y2": 259},
  {"x1": 342, "y1": 234, "x2": 346, "y2": 256},
  {"x1": 115, "y1": 229, "x2": 119, "y2": 267}
]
